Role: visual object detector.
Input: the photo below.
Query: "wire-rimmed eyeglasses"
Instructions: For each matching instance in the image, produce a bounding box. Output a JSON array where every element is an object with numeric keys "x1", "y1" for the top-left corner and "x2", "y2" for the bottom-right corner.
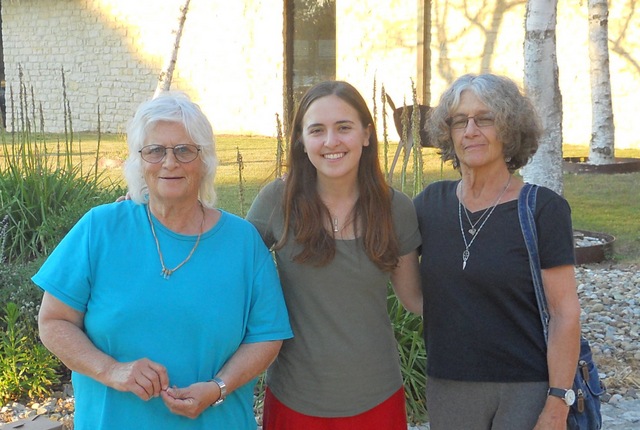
[
  {"x1": 139, "y1": 144, "x2": 201, "y2": 164},
  {"x1": 446, "y1": 113, "x2": 495, "y2": 130}
]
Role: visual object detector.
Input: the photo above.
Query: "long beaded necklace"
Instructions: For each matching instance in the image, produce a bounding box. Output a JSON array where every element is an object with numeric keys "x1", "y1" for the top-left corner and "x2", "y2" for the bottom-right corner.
[
  {"x1": 146, "y1": 202, "x2": 205, "y2": 280},
  {"x1": 458, "y1": 175, "x2": 512, "y2": 270}
]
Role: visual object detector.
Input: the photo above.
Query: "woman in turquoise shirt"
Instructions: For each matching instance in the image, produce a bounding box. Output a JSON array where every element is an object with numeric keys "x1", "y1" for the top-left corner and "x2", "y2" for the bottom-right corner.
[{"x1": 33, "y1": 92, "x2": 292, "y2": 429}]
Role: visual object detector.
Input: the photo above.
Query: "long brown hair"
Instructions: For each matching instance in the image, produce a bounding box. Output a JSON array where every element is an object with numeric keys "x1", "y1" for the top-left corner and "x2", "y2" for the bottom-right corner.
[{"x1": 275, "y1": 81, "x2": 399, "y2": 271}]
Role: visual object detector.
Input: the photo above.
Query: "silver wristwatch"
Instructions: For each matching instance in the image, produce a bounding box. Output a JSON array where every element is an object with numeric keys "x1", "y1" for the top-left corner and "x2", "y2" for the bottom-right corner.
[
  {"x1": 547, "y1": 387, "x2": 576, "y2": 406},
  {"x1": 210, "y1": 376, "x2": 227, "y2": 407}
]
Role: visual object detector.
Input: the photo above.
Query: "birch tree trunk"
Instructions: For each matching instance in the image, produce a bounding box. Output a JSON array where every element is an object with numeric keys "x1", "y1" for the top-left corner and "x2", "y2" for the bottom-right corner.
[
  {"x1": 588, "y1": 0, "x2": 615, "y2": 164},
  {"x1": 521, "y1": 0, "x2": 564, "y2": 195},
  {"x1": 154, "y1": 0, "x2": 191, "y2": 98}
]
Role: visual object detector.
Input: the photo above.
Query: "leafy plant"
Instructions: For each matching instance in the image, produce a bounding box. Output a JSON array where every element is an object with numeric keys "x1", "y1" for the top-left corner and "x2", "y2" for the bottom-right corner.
[
  {"x1": 410, "y1": 80, "x2": 424, "y2": 196},
  {"x1": 389, "y1": 289, "x2": 427, "y2": 424},
  {"x1": 0, "y1": 302, "x2": 61, "y2": 403},
  {"x1": 236, "y1": 147, "x2": 246, "y2": 217},
  {"x1": 380, "y1": 85, "x2": 390, "y2": 177},
  {"x1": 0, "y1": 257, "x2": 46, "y2": 337},
  {"x1": 0, "y1": 215, "x2": 7, "y2": 264},
  {"x1": 253, "y1": 372, "x2": 267, "y2": 425},
  {"x1": 0, "y1": 142, "x2": 124, "y2": 262},
  {"x1": 0, "y1": 72, "x2": 125, "y2": 263}
]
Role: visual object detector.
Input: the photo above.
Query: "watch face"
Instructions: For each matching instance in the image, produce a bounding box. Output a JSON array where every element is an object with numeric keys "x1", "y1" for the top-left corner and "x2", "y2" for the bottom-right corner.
[{"x1": 565, "y1": 389, "x2": 576, "y2": 406}]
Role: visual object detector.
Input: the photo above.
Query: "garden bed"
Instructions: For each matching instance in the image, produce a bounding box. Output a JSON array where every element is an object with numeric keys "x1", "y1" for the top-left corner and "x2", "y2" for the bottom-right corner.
[
  {"x1": 563, "y1": 157, "x2": 640, "y2": 174},
  {"x1": 574, "y1": 230, "x2": 615, "y2": 265}
]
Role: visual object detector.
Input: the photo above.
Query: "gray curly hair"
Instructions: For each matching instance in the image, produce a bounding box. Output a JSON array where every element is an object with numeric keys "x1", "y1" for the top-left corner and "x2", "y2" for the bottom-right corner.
[{"x1": 426, "y1": 73, "x2": 541, "y2": 172}]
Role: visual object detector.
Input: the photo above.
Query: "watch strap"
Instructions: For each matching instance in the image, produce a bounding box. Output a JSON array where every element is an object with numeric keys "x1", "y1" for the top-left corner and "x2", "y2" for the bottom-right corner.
[
  {"x1": 547, "y1": 387, "x2": 575, "y2": 406},
  {"x1": 210, "y1": 376, "x2": 227, "y2": 407}
]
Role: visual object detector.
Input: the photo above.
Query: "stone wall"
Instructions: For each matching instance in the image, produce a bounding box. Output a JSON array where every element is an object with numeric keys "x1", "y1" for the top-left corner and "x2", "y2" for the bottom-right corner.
[
  {"x1": 2, "y1": 0, "x2": 284, "y2": 136},
  {"x1": 2, "y1": 0, "x2": 638, "y2": 149}
]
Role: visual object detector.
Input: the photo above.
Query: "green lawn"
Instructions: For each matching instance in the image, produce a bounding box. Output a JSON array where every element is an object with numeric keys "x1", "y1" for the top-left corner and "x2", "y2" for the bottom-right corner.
[
  {"x1": 562, "y1": 145, "x2": 640, "y2": 264},
  {"x1": 215, "y1": 137, "x2": 640, "y2": 265},
  {"x1": 2, "y1": 134, "x2": 638, "y2": 264}
]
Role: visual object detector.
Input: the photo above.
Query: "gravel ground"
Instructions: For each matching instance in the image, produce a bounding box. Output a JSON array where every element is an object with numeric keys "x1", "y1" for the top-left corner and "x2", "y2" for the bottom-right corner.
[
  {"x1": 575, "y1": 264, "x2": 640, "y2": 399},
  {"x1": 1, "y1": 263, "x2": 638, "y2": 429}
]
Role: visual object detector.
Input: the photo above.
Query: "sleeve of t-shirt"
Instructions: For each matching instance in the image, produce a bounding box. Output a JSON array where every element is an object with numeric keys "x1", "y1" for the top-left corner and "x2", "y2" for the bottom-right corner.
[
  {"x1": 393, "y1": 188, "x2": 422, "y2": 256},
  {"x1": 31, "y1": 210, "x2": 94, "y2": 313},
  {"x1": 246, "y1": 179, "x2": 282, "y2": 248},
  {"x1": 242, "y1": 230, "x2": 293, "y2": 344},
  {"x1": 412, "y1": 182, "x2": 444, "y2": 257},
  {"x1": 535, "y1": 187, "x2": 576, "y2": 269}
]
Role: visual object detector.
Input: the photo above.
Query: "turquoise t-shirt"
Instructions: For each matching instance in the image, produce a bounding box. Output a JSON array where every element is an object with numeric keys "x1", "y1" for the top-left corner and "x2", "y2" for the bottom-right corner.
[{"x1": 32, "y1": 201, "x2": 292, "y2": 430}]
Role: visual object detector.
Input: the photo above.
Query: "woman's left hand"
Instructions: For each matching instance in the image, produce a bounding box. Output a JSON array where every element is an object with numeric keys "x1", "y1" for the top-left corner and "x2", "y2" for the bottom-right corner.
[
  {"x1": 534, "y1": 265, "x2": 580, "y2": 429},
  {"x1": 161, "y1": 342, "x2": 282, "y2": 418},
  {"x1": 161, "y1": 380, "x2": 218, "y2": 418},
  {"x1": 533, "y1": 397, "x2": 570, "y2": 429}
]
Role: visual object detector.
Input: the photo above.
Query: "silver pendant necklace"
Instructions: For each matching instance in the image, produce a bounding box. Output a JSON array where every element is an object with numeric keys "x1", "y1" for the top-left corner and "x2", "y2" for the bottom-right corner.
[
  {"x1": 458, "y1": 175, "x2": 512, "y2": 270},
  {"x1": 331, "y1": 213, "x2": 352, "y2": 234},
  {"x1": 463, "y1": 202, "x2": 493, "y2": 236}
]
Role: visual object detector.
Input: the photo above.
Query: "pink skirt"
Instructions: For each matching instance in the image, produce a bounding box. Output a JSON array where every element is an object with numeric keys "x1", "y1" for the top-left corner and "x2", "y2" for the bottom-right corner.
[{"x1": 262, "y1": 386, "x2": 407, "y2": 430}]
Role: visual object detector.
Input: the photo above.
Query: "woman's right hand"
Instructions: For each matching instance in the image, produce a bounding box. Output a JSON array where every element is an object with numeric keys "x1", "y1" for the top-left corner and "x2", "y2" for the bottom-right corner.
[
  {"x1": 39, "y1": 293, "x2": 169, "y2": 402},
  {"x1": 105, "y1": 358, "x2": 169, "y2": 401}
]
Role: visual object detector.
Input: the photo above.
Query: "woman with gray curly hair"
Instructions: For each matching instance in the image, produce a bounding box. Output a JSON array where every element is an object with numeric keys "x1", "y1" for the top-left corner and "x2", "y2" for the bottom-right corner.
[
  {"x1": 414, "y1": 73, "x2": 581, "y2": 429},
  {"x1": 34, "y1": 91, "x2": 292, "y2": 429}
]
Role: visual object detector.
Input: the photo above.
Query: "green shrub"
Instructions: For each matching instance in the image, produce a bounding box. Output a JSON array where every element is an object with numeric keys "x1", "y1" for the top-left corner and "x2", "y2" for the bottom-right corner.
[
  {"x1": 0, "y1": 70, "x2": 125, "y2": 263},
  {"x1": 0, "y1": 139, "x2": 125, "y2": 263},
  {"x1": 389, "y1": 289, "x2": 427, "y2": 424},
  {"x1": 0, "y1": 257, "x2": 46, "y2": 336},
  {"x1": 0, "y1": 302, "x2": 61, "y2": 404}
]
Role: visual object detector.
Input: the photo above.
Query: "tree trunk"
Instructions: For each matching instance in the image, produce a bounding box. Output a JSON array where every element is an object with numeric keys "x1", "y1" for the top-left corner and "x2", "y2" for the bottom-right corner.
[
  {"x1": 521, "y1": 0, "x2": 564, "y2": 195},
  {"x1": 417, "y1": 0, "x2": 431, "y2": 106},
  {"x1": 154, "y1": 0, "x2": 191, "y2": 98},
  {"x1": 588, "y1": 0, "x2": 615, "y2": 164}
]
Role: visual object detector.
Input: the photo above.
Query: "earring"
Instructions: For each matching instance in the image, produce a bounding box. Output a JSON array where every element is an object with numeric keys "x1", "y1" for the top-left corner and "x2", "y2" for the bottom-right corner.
[
  {"x1": 505, "y1": 156, "x2": 512, "y2": 163},
  {"x1": 452, "y1": 156, "x2": 460, "y2": 169}
]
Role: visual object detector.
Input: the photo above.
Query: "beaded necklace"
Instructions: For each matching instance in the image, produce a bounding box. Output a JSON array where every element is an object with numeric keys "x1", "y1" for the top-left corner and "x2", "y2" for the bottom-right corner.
[{"x1": 147, "y1": 203, "x2": 204, "y2": 279}]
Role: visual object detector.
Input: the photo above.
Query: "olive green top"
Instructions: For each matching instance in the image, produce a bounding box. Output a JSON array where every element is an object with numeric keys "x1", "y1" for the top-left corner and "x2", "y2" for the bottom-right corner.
[{"x1": 246, "y1": 179, "x2": 421, "y2": 417}]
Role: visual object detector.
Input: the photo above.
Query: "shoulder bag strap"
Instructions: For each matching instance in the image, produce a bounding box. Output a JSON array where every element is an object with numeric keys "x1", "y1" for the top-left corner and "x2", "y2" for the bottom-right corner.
[{"x1": 517, "y1": 183, "x2": 550, "y2": 343}]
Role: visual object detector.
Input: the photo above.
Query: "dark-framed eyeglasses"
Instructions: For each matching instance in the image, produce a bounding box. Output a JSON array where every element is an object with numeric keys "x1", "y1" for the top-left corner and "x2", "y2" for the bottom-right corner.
[
  {"x1": 139, "y1": 144, "x2": 201, "y2": 164},
  {"x1": 447, "y1": 113, "x2": 495, "y2": 130}
]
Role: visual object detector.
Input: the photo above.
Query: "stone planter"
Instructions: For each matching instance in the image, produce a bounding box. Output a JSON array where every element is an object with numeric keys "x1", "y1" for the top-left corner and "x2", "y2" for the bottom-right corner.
[{"x1": 563, "y1": 157, "x2": 636, "y2": 264}]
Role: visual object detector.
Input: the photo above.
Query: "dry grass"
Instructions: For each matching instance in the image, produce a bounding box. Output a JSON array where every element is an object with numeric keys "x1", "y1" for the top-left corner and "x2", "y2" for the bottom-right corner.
[{"x1": 594, "y1": 355, "x2": 640, "y2": 396}]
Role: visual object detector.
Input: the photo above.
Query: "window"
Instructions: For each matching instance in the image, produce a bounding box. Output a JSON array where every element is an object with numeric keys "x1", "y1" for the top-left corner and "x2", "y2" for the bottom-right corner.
[{"x1": 284, "y1": 0, "x2": 336, "y2": 123}]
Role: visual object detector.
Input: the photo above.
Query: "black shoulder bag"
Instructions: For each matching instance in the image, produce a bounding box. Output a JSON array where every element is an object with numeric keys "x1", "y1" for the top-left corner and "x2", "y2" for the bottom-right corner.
[{"x1": 518, "y1": 183, "x2": 605, "y2": 430}]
